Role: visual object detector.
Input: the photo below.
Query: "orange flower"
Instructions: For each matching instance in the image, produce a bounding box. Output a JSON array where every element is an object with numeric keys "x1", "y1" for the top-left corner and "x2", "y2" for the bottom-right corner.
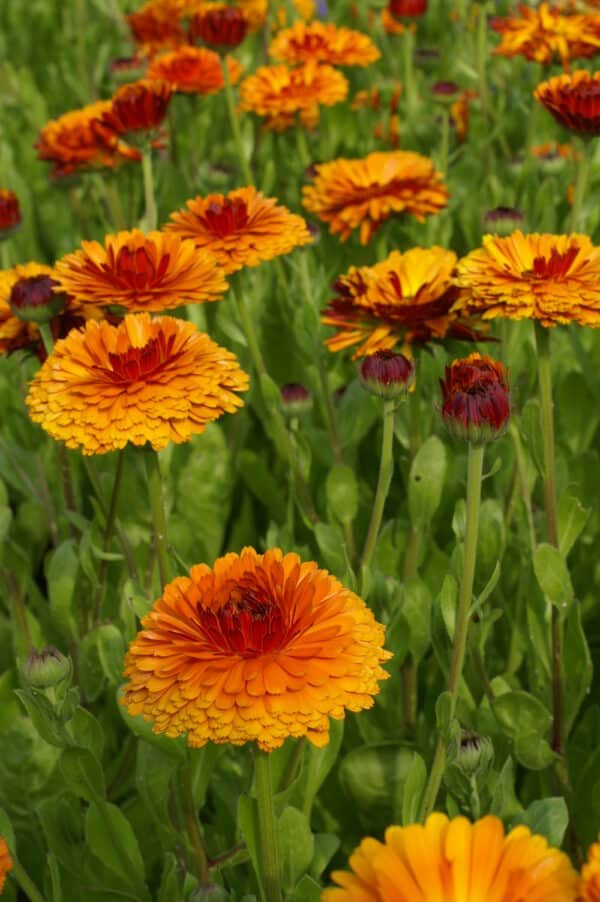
[
  {"x1": 186, "y1": 0, "x2": 267, "y2": 31},
  {"x1": 581, "y1": 834, "x2": 600, "y2": 900},
  {"x1": 302, "y1": 151, "x2": 448, "y2": 244},
  {"x1": 55, "y1": 229, "x2": 227, "y2": 313},
  {"x1": 535, "y1": 70, "x2": 600, "y2": 135},
  {"x1": 239, "y1": 61, "x2": 348, "y2": 131},
  {"x1": 323, "y1": 247, "x2": 481, "y2": 357},
  {"x1": 166, "y1": 186, "x2": 312, "y2": 274},
  {"x1": 190, "y1": 5, "x2": 248, "y2": 48},
  {"x1": 531, "y1": 140, "x2": 577, "y2": 162},
  {"x1": 323, "y1": 813, "x2": 579, "y2": 901},
  {"x1": 147, "y1": 46, "x2": 242, "y2": 94},
  {"x1": 455, "y1": 231, "x2": 600, "y2": 326},
  {"x1": 0, "y1": 837, "x2": 12, "y2": 895},
  {"x1": 0, "y1": 189, "x2": 21, "y2": 237},
  {"x1": 450, "y1": 89, "x2": 477, "y2": 142},
  {"x1": 126, "y1": 1, "x2": 187, "y2": 56},
  {"x1": 26, "y1": 313, "x2": 248, "y2": 454},
  {"x1": 491, "y1": 3, "x2": 600, "y2": 66},
  {"x1": 101, "y1": 79, "x2": 172, "y2": 140},
  {"x1": 269, "y1": 21, "x2": 380, "y2": 67},
  {"x1": 122, "y1": 546, "x2": 391, "y2": 751}
]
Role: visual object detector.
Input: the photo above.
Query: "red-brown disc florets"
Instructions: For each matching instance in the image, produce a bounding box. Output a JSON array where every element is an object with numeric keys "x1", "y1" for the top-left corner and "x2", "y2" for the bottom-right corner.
[
  {"x1": 0, "y1": 190, "x2": 21, "y2": 237},
  {"x1": 440, "y1": 353, "x2": 510, "y2": 444},
  {"x1": 190, "y1": 7, "x2": 248, "y2": 49}
]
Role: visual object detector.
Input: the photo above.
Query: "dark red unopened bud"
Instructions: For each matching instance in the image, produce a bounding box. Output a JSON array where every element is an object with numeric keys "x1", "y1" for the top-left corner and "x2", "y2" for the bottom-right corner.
[
  {"x1": 281, "y1": 383, "x2": 312, "y2": 416},
  {"x1": 389, "y1": 0, "x2": 427, "y2": 17},
  {"x1": 0, "y1": 189, "x2": 21, "y2": 239},
  {"x1": 102, "y1": 79, "x2": 172, "y2": 142},
  {"x1": 440, "y1": 353, "x2": 510, "y2": 445},
  {"x1": 483, "y1": 206, "x2": 524, "y2": 236},
  {"x1": 360, "y1": 349, "x2": 414, "y2": 399},
  {"x1": 10, "y1": 275, "x2": 67, "y2": 324},
  {"x1": 432, "y1": 81, "x2": 460, "y2": 105},
  {"x1": 190, "y1": 7, "x2": 248, "y2": 50}
]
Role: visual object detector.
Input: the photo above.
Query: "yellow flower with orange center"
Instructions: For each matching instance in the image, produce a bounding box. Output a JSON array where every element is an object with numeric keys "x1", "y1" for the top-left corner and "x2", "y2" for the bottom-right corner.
[
  {"x1": 26, "y1": 313, "x2": 248, "y2": 454},
  {"x1": 54, "y1": 229, "x2": 227, "y2": 313},
  {"x1": 302, "y1": 150, "x2": 448, "y2": 244},
  {"x1": 147, "y1": 47, "x2": 243, "y2": 94},
  {"x1": 323, "y1": 813, "x2": 579, "y2": 901},
  {"x1": 269, "y1": 21, "x2": 380, "y2": 67},
  {"x1": 455, "y1": 231, "x2": 600, "y2": 326},
  {"x1": 0, "y1": 837, "x2": 12, "y2": 895},
  {"x1": 491, "y1": 2, "x2": 600, "y2": 66},
  {"x1": 581, "y1": 834, "x2": 600, "y2": 900},
  {"x1": 165, "y1": 186, "x2": 312, "y2": 274},
  {"x1": 239, "y1": 61, "x2": 348, "y2": 131},
  {"x1": 122, "y1": 546, "x2": 391, "y2": 751}
]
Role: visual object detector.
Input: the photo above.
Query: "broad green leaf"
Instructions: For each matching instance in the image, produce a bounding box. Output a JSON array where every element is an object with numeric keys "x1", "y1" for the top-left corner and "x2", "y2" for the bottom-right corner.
[
  {"x1": 277, "y1": 806, "x2": 314, "y2": 894},
  {"x1": 339, "y1": 742, "x2": 418, "y2": 831},
  {"x1": 401, "y1": 753, "x2": 427, "y2": 825},
  {"x1": 493, "y1": 691, "x2": 552, "y2": 740},
  {"x1": 533, "y1": 543, "x2": 574, "y2": 610},
  {"x1": 60, "y1": 746, "x2": 105, "y2": 802},
  {"x1": 558, "y1": 494, "x2": 590, "y2": 558},
  {"x1": 408, "y1": 436, "x2": 447, "y2": 529},
  {"x1": 326, "y1": 464, "x2": 358, "y2": 524},
  {"x1": 95, "y1": 624, "x2": 126, "y2": 686},
  {"x1": 45, "y1": 540, "x2": 79, "y2": 640},
  {"x1": 86, "y1": 801, "x2": 148, "y2": 898},
  {"x1": 14, "y1": 688, "x2": 67, "y2": 748},
  {"x1": 511, "y1": 798, "x2": 568, "y2": 847},
  {"x1": 293, "y1": 875, "x2": 322, "y2": 902},
  {"x1": 564, "y1": 602, "x2": 593, "y2": 734},
  {"x1": 309, "y1": 834, "x2": 340, "y2": 880},
  {"x1": 238, "y1": 794, "x2": 263, "y2": 899}
]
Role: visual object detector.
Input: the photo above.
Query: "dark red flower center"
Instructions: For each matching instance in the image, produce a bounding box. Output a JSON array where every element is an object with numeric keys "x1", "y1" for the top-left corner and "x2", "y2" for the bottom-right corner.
[
  {"x1": 10, "y1": 276, "x2": 59, "y2": 311},
  {"x1": 191, "y1": 7, "x2": 248, "y2": 49},
  {"x1": 108, "y1": 246, "x2": 170, "y2": 291},
  {"x1": 0, "y1": 191, "x2": 21, "y2": 232},
  {"x1": 524, "y1": 247, "x2": 578, "y2": 281},
  {"x1": 200, "y1": 585, "x2": 285, "y2": 657},
  {"x1": 389, "y1": 0, "x2": 427, "y2": 17},
  {"x1": 108, "y1": 332, "x2": 175, "y2": 381},
  {"x1": 203, "y1": 199, "x2": 250, "y2": 238}
]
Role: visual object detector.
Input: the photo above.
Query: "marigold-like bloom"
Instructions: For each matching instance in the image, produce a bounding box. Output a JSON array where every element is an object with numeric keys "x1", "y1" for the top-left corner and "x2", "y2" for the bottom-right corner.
[
  {"x1": 269, "y1": 21, "x2": 380, "y2": 67},
  {"x1": 239, "y1": 61, "x2": 348, "y2": 131},
  {"x1": 55, "y1": 229, "x2": 227, "y2": 312},
  {"x1": 456, "y1": 231, "x2": 600, "y2": 327},
  {"x1": 126, "y1": 2, "x2": 187, "y2": 56},
  {"x1": 101, "y1": 79, "x2": 172, "y2": 140},
  {"x1": 323, "y1": 247, "x2": 479, "y2": 357},
  {"x1": 190, "y1": 5, "x2": 248, "y2": 48},
  {"x1": 0, "y1": 189, "x2": 21, "y2": 237},
  {"x1": 531, "y1": 140, "x2": 577, "y2": 164},
  {"x1": 323, "y1": 813, "x2": 579, "y2": 901},
  {"x1": 122, "y1": 546, "x2": 391, "y2": 751},
  {"x1": 580, "y1": 834, "x2": 600, "y2": 900},
  {"x1": 293, "y1": 0, "x2": 316, "y2": 18},
  {"x1": 166, "y1": 186, "x2": 312, "y2": 274},
  {"x1": 491, "y1": 3, "x2": 600, "y2": 66},
  {"x1": 303, "y1": 151, "x2": 448, "y2": 244},
  {"x1": 441, "y1": 353, "x2": 510, "y2": 444},
  {"x1": 26, "y1": 313, "x2": 248, "y2": 454},
  {"x1": 147, "y1": 46, "x2": 242, "y2": 94},
  {"x1": 186, "y1": 0, "x2": 267, "y2": 31},
  {"x1": 535, "y1": 70, "x2": 600, "y2": 135},
  {"x1": 0, "y1": 837, "x2": 12, "y2": 895}
]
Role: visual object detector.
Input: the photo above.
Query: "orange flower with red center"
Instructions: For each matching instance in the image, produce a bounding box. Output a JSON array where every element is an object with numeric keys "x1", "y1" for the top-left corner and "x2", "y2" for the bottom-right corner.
[
  {"x1": 147, "y1": 46, "x2": 242, "y2": 94},
  {"x1": 239, "y1": 61, "x2": 348, "y2": 131},
  {"x1": 166, "y1": 186, "x2": 312, "y2": 274},
  {"x1": 190, "y1": 5, "x2": 248, "y2": 48},
  {"x1": 26, "y1": 313, "x2": 248, "y2": 454},
  {"x1": 535, "y1": 70, "x2": 600, "y2": 135},
  {"x1": 0, "y1": 189, "x2": 21, "y2": 237},
  {"x1": 581, "y1": 834, "x2": 600, "y2": 900},
  {"x1": 126, "y1": 1, "x2": 187, "y2": 56},
  {"x1": 269, "y1": 21, "x2": 380, "y2": 67},
  {"x1": 101, "y1": 80, "x2": 172, "y2": 142},
  {"x1": 302, "y1": 151, "x2": 448, "y2": 244},
  {"x1": 491, "y1": 3, "x2": 600, "y2": 66},
  {"x1": 0, "y1": 838, "x2": 12, "y2": 895},
  {"x1": 55, "y1": 229, "x2": 227, "y2": 312},
  {"x1": 122, "y1": 546, "x2": 391, "y2": 751},
  {"x1": 455, "y1": 231, "x2": 600, "y2": 326}
]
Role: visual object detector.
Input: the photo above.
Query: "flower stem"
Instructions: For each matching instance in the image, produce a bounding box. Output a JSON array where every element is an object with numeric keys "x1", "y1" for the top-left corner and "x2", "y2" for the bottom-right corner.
[
  {"x1": 92, "y1": 449, "x2": 126, "y2": 625},
  {"x1": 10, "y1": 856, "x2": 46, "y2": 902},
  {"x1": 570, "y1": 140, "x2": 590, "y2": 232},
  {"x1": 402, "y1": 27, "x2": 415, "y2": 119},
  {"x1": 401, "y1": 525, "x2": 421, "y2": 735},
  {"x1": 141, "y1": 149, "x2": 157, "y2": 231},
  {"x1": 181, "y1": 753, "x2": 210, "y2": 885},
  {"x1": 439, "y1": 109, "x2": 450, "y2": 174},
  {"x1": 476, "y1": 3, "x2": 490, "y2": 120},
  {"x1": 1, "y1": 240, "x2": 10, "y2": 270},
  {"x1": 419, "y1": 442, "x2": 485, "y2": 820},
  {"x1": 296, "y1": 123, "x2": 311, "y2": 169},
  {"x1": 254, "y1": 750, "x2": 282, "y2": 902},
  {"x1": 38, "y1": 323, "x2": 55, "y2": 359},
  {"x1": 145, "y1": 447, "x2": 171, "y2": 590},
  {"x1": 360, "y1": 400, "x2": 395, "y2": 574},
  {"x1": 84, "y1": 459, "x2": 138, "y2": 581},
  {"x1": 222, "y1": 56, "x2": 253, "y2": 185}
]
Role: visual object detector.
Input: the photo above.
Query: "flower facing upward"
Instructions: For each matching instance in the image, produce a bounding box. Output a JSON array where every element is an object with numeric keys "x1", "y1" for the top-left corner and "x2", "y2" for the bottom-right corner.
[
  {"x1": 491, "y1": 3, "x2": 600, "y2": 66},
  {"x1": 440, "y1": 353, "x2": 510, "y2": 445},
  {"x1": 581, "y1": 834, "x2": 600, "y2": 901},
  {"x1": 166, "y1": 186, "x2": 312, "y2": 273},
  {"x1": 187, "y1": 0, "x2": 268, "y2": 32},
  {"x1": 55, "y1": 229, "x2": 227, "y2": 312},
  {"x1": 303, "y1": 151, "x2": 448, "y2": 244},
  {"x1": 323, "y1": 813, "x2": 579, "y2": 902},
  {"x1": 0, "y1": 190, "x2": 21, "y2": 238},
  {"x1": 455, "y1": 231, "x2": 600, "y2": 327},
  {"x1": 269, "y1": 21, "x2": 380, "y2": 68},
  {"x1": 0, "y1": 837, "x2": 12, "y2": 895},
  {"x1": 101, "y1": 80, "x2": 172, "y2": 141},
  {"x1": 26, "y1": 314, "x2": 248, "y2": 454},
  {"x1": 190, "y1": 5, "x2": 248, "y2": 49},
  {"x1": 147, "y1": 46, "x2": 243, "y2": 94},
  {"x1": 238, "y1": 61, "x2": 348, "y2": 131},
  {"x1": 535, "y1": 70, "x2": 600, "y2": 136},
  {"x1": 122, "y1": 547, "x2": 391, "y2": 751}
]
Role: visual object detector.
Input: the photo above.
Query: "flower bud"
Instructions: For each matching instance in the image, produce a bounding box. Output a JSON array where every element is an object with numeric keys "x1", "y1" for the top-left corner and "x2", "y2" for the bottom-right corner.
[
  {"x1": 389, "y1": 0, "x2": 428, "y2": 16},
  {"x1": 359, "y1": 349, "x2": 414, "y2": 399},
  {"x1": 22, "y1": 647, "x2": 71, "y2": 689},
  {"x1": 457, "y1": 731, "x2": 493, "y2": 777},
  {"x1": 0, "y1": 189, "x2": 21, "y2": 239},
  {"x1": 103, "y1": 79, "x2": 172, "y2": 144},
  {"x1": 281, "y1": 383, "x2": 312, "y2": 417},
  {"x1": 432, "y1": 80, "x2": 460, "y2": 105},
  {"x1": 10, "y1": 275, "x2": 67, "y2": 324},
  {"x1": 440, "y1": 353, "x2": 510, "y2": 445},
  {"x1": 190, "y1": 7, "x2": 248, "y2": 51},
  {"x1": 483, "y1": 206, "x2": 524, "y2": 237}
]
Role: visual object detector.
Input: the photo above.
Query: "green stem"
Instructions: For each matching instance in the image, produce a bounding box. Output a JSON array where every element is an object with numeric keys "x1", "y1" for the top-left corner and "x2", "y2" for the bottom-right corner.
[
  {"x1": 38, "y1": 322, "x2": 54, "y2": 359},
  {"x1": 296, "y1": 123, "x2": 311, "y2": 169},
  {"x1": 222, "y1": 56, "x2": 253, "y2": 185},
  {"x1": 92, "y1": 449, "x2": 126, "y2": 625},
  {"x1": 360, "y1": 400, "x2": 395, "y2": 574},
  {"x1": 145, "y1": 447, "x2": 171, "y2": 590},
  {"x1": 254, "y1": 750, "x2": 282, "y2": 902},
  {"x1": 570, "y1": 140, "x2": 590, "y2": 232},
  {"x1": 402, "y1": 27, "x2": 415, "y2": 120},
  {"x1": 439, "y1": 109, "x2": 450, "y2": 174},
  {"x1": 419, "y1": 443, "x2": 485, "y2": 820},
  {"x1": 84, "y1": 459, "x2": 138, "y2": 581},
  {"x1": 476, "y1": 3, "x2": 490, "y2": 120},
  {"x1": 1, "y1": 240, "x2": 10, "y2": 269},
  {"x1": 141, "y1": 149, "x2": 157, "y2": 231},
  {"x1": 10, "y1": 856, "x2": 46, "y2": 902},
  {"x1": 181, "y1": 754, "x2": 210, "y2": 885},
  {"x1": 401, "y1": 526, "x2": 421, "y2": 735}
]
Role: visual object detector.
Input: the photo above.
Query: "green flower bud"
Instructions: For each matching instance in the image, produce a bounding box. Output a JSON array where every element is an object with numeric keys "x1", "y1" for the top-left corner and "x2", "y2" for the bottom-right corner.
[{"x1": 22, "y1": 647, "x2": 71, "y2": 689}]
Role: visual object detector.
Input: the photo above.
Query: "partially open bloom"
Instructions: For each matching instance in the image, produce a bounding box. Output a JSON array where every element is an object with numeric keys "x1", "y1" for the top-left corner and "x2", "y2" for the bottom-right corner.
[
  {"x1": 535, "y1": 70, "x2": 600, "y2": 136},
  {"x1": 147, "y1": 46, "x2": 242, "y2": 94},
  {"x1": 22, "y1": 647, "x2": 71, "y2": 689},
  {"x1": 239, "y1": 61, "x2": 348, "y2": 131},
  {"x1": 166, "y1": 186, "x2": 312, "y2": 273},
  {"x1": 531, "y1": 140, "x2": 576, "y2": 172},
  {"x1": 1, "y1": 263, "x2": 55, "y2": 355},
  {"x1": 55, "y1": 229, "x2": 227, "y2": 312},
  {"x1": 483, "y1": 206, "x2": 525, "y2": 236},
  {"x1": 0, "y1": 190, "x2": 21, "y2": 238},
  {"x1": 188, "y1": 0, "x2": 267, "y2": 31},
  {"x1": 0, "y1": 838, "x2": 12, "y2": 895},
  {"x1": 491, "y1": 3, "x2": 600, "y2": 66},
  {"x1": 101, "y1": 80, "x2": 172, "y2": 142},
  {"x1": 122, "y1": 546, "x2": 391, "y2": 751},
  {"x1": 127, "y1": 1, "x2": 187, "y2": 56},
  {"x1": 269, "y1": 21, "x2": 380, "y2": 67},
  {"x1": 26, "y1": 314, "x2": 248, "y2": 454},
  {"x1": 360, "y1": 350, "x2": 414, "y2": 399},
  {"x1": 455, "y1": 231, "x2": 600, "y2": 326},
  {"x1": 281, "y1": 383, "x2": 312, "y2": 416},
  {"x1": 10, "y1": 274, "x2": 67, "y2": 324},
  {"x1": 323, "y1": 813, "x2": 579, "y2": 901},
  {"x1": 303, "y1": 151, "x2": 448, "y2": 244},
  {"x1": 441, "y1": 353, "x2": 510, "y2": 444},
  {"x1": 581, "y1": 834, "x2": 600, "y2": 900},
  {"x1": 190, "y1": 5, "x2": 248, "y2": 48}
]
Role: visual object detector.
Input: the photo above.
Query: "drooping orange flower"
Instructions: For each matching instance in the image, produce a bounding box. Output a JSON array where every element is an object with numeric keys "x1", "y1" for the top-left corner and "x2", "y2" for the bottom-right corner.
[
  {"x1": 55, "y1": 229, "x2": 227, "y2": 313},
  {"x1": 535, "y1": 70, "x2": 600, "y2": 135},
  {"x1": 122, "y1": 546, "x2": 391, "y2": 751},
  {"x1": 491, "y1": 3, "x2": 600, "y2": 66},
  {"x1": 0, "y1": 189, "x2": 21, "y2": 237},
  {"x1": 455, "y1": 231, "x2": 600, "y2": 326},
  {"x1": 269, "y1": 21, "x2": 380, "y2": 67},
  {"x1": 26, "y1": 313, "x2": 248, "y2": 454},
  {"x1": 101, "y1": 79, "x2": 172, "y2": 141},
  {"x1": 0, "y1": 838, "x2": 12, "y2": 895},
  {"x1": 302, "y1": 151, "x2": 448, "y2": 244},
  {"x1": 147, "y1": 46, "x2": 242, "y2": 94},
  {"x1": 581, "y1": 834, "x2": 600, "y2": 900},
  {"x1": 126, "y1": 1, "x2": 187, "y2": 57},
  {"x1": 323, "y1": 247, "x2": 481, "y2": 357},
  {"x1": 166, "y1": 186, "x2": 312, "y2": 274},
  {"x1": 323, "y1": 813, "x2": 579, "y2": 902},
  {"x1": 239, "y1": 61, "x2": 348, "y2": 131}
]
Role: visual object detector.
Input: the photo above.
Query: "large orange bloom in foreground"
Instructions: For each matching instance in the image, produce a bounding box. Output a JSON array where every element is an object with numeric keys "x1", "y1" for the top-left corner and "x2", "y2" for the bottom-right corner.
[
  {"x1": 147, "y1": 46, "x2": 243, "y2": 95},
  {"x1": 55, "y1": 229, "x2": 227, "y2": 312},
  {"x1": 302, "y1": 151, "x2": 448, "y2": 244},
  {"x1": 166, "y1": 186, "x2": 312, "y2": 273},
  {"x1": 269, "y1": 21, "x2": 380, "y2": 67},
  {"x1": 323, "y1": 813, "x2": 579, "y2": 901},
  {"x1": 581, "y1": 834, "x2": 600, "y2": 900},
  {"x1": 491, "y1": 2, "x2": 600, "y2": 66},
  {"x1": 455, "y1": 231, "x2": 600, "y2": 326},
  {"x1": 122, "y1": 547, "x2": 391, "y2": 751},
  {"x1": 0, "y1": 837, "x2": 12, "y2": 894},
  {"x1": 26, "y1": 314, "x2": 248, "y2": 454}
]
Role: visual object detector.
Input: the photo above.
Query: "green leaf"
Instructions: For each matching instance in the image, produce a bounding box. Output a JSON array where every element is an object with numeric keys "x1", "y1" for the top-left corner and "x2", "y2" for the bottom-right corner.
[
  {"x1": 408, "y1": 436, "x2": 447, "y2": 529},
  {"x1": 533, "y1": 543, "x2": 574, "y2": 610},
  {"x1": 337, "y1": 380, "x2": 378, "y2": 449},
  {"x1": 238, "y1": 794, "x2": 263, "y2": 898},
  {"x1": 326, "y1": 464, "x2": 358, "y2": 524},
  {"x1": 277, "y1": 806, "x2": 314, "y2": 894},
  {"x1": 513, "y1": 733, "x2": 555, "y2": 770},
  {"x1": 564, "y1": 602, "x2": 593, "y2": 734},
  {"x1": 439, "y1": 575, "x2": 458, "y2": 641},
  {"x1": 238, "y1": 450, "x2": 286, "y2": 523},
  {"x1": 79, "y1": 632, "x2": 106, "y2": 703},
  {"x1": 309, "y1": 834, "x2": 340, "y2": 880},
  {"x1": 14, "y1": 688, "x2": 67, "y2": 747},
  {"x1": 435, "y1": 692, "x2": 453, "y2": 738},
  {"x1": 493, "y1": 690, "x2": 552, "y2": 739},
  {"x1": 60, "y1": 746, "x2": 105, "y2": 802},
  {"x1": 292, "y1": 874, "x2": 322, "y2": 902},
  {"x1": 302, "y1": 718, "x2": 344, "y2": 815},
  {"x1": 521, "y1": 399, "x2": 545, "y2": 476},
  {"x1": 511, "y1": 798, "x2": 568, "y2": 847},
  {"x1": 401, "y1": 578, "x2": 432, "y2": 663},
  {"x1": 314, "y1": 523, "x2": 346, "y2": 576},
  {"x1": 45, "y1": 540, "x2": 79, "y2": 640},
  {"x1": 86, "y1": 801, "x2": 147, "y2": 898},
  {"x1": 339, "y1": 742, "x2": 418, "y2": 831},
  {"x1": 401, "y1": 753, "x2": 426, "y2": 825},
  {"x1": 157, "y1": 854, "x2": 180, "y2": 902},
  {"x1": 0, "y1": 809, "x2": 15, "y2": 851},
  {"x1": 558, "y1": 494, "x2": 590, "y2": 558},
  {"x1": 68, "y1": 707, "x2": 105, "y2": 757},
  {"x1": 95, "y1": 624, "x2": 126, "y2": 686},
  {"x1": 470, "y1": 562, "x2": 501, "y2": 617}
]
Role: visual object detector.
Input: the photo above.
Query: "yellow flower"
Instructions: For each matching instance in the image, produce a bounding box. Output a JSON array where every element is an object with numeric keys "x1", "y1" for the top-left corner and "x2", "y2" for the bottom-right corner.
[{"x1": 269, "y1": 21, "x2": 380, "y2": 68}]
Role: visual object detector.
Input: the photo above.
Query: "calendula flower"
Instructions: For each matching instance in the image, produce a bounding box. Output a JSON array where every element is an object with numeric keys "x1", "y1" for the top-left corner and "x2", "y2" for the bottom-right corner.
[
  {"x1": 0, "y1": 263, "x2": 56, "y2": 355},
  {"x1": 147, "y1": 46, "x2": 242, "y2": 94},
  {"x1": 535, "y1": 70, "x2": 600, "y2": 136},
  {"x1": 165, "y1": 186, "x2": 312, "y2": 274},
  {"x1": 491, "y1": 3, "x2": 600, "y2": 66},
  {"x1": 456, "y1": 231, "x2": 600, "y2": 327},
  {"x1": 126, "y1": 1, "x2": 187, "y2": 56},
  {"x1": 531, "y1": 140, "x2": 577, "y2": 171},
  {"x1": 26, "y1": 313, "x2": 248, "y2": 454},
  {"x1": 580, "y1": 833, "x2": 600, "y2": 900},
  {"x1": 186, "y1": 0, "x2": 267, "y2": 31},
  {"x1": 483, "y1": 206, "x2": 525, "y2": 236},
  {"x1": 323, "y1": 813, "x2": 579, "y2": 901},
  {"x1": 101, "y1": 79, "x2": 172, "y2": 142},
  {"x1": 122, "y1": 546, "x2": 391, "y2": 751},
  {"x1": 190, "y1": 5, "x2": 248, "y2": 48},
  {"x1": 303, "y1": 151, "x2": 448, "y2": 244},
  {"x1": 239, "y1": 61, "x2": 348, "y2": 131},
  {"x1": 269, "y1": 21, "x2": 380, "y2": 67},
  {"x1": 360, "y1": 349, "x2": 414, "y2": 399},
  {"x1": 441, "y1": 353, "x2": 511, "y2": 444},
  {"x1": 322, "y1": 247, "x2": 478, "y2": 357},
  {"x1": 389, "y1": 0, "x2": 427, "y2": 14},
  {"x1": 0, "y1": 189, "x2": 21, "y2": 238},
  {"x1": 55, "y1": 229, "x2": 227, "y2": 312},
  {"x1": 0, "y1": 838, "x2": 12, "y2": 895}
]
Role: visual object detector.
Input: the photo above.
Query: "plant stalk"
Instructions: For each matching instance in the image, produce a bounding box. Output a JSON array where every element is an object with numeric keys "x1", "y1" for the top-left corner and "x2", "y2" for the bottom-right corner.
[
  {"x1": 222, "y1": 56, "x2": 253, "y2": 185},
  {"x1": 361, "y1": 400, "x2": 395, "y2": 573},
  {"x1": 141, "y1": 149, "x2": 157, "y2": 231},
  {"x1": 254, "y1": 750, "x2": 282, "y2": 902},
  {"x1": 92, "y1": 449, "x2": 126, "y2": 624},
  {"x1": 181, "y1": 754, "x2": 210, "y2": 885},
  {"x1": 145, "y1": 447, "x2": 171, "y2": 590},
  {"x1": 10, "y1": 856, "x2": 46, "y2": 902}
]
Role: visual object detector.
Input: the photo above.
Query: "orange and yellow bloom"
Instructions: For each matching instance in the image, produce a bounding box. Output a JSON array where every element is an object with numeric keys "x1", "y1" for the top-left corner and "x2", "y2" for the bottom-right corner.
[
  {"x1": 535, "y1": 70, "x2": 600, "y2": 135},
  {"x1": 581, "y1": 834, "x2": 600, "y2": 900},
  {"x1": 269, "y1": 21, "x2": 380, "y2": 67},
  {"x1": 0, "y1": 838, "x2": 12, "y2": 895},
  {"x1": 491, "y1": 3, "x2": 600, "y2": 66},
  {"x1": 1, "y1": 263, "x2": 56, "y2": 355},
  {"x1": 147, "y1": 46, "x2": 243, "y2": 94},
  {"x1": 101, "y1": 79, "x2": 173, "y2": 140}
]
